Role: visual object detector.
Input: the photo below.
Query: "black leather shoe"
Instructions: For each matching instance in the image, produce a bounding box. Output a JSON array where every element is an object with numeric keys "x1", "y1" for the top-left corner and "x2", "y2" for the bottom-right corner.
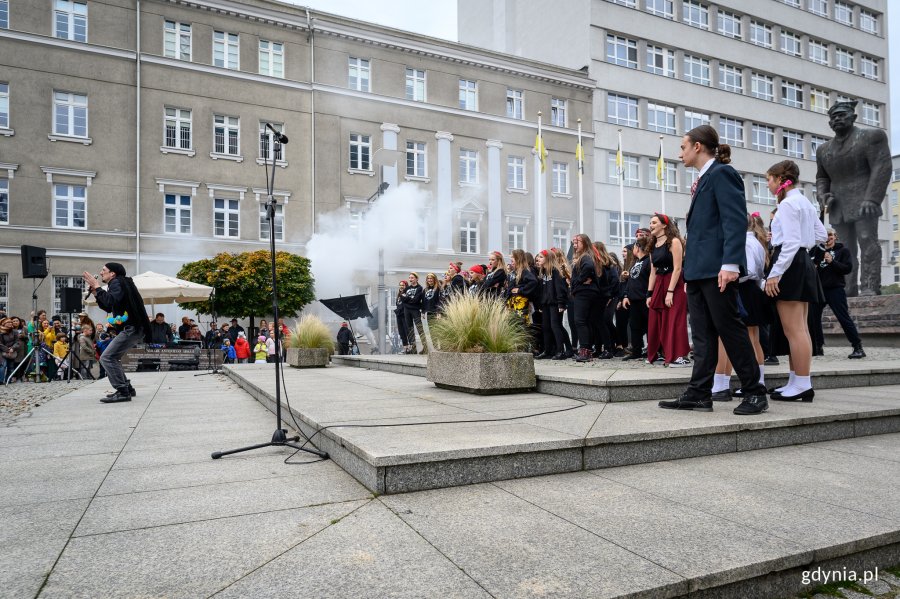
[
  {"x1": 659, "y1": 395, "x2": 713, "y2": 412},
  {"x1": 597, "y1": 351, "x2": 613, "y2": 360},
  {"x1": 733, "y1": 394, "x2": 768, "y2": 415},
  {"x1": 101, "y1": 387, "x2": 132, "y2": 403},
  {"x1": 771, "y1": 388, "x2": 814, "y2": 402},
  {"x1": 105, "y1": 384, "x2": 136, "y2": 399},
  {"x1": 534, "y1": 352, "x2": 551, "y2": 360},
  {"x1": 764, "y1": 355, "x2": 780, "y2": 366},
  {"x1": 848, "y1": 345, "x2": 866, "y2": 359},
  {"x1": 812, "y1": 346, "x2": 824, "y2": 356},
  {"x1": 711, "y1": 389, "x2": 732, "y2": 402}
]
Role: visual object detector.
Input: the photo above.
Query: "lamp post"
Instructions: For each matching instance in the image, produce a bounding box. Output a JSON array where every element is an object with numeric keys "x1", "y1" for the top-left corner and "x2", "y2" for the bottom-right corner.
[{"x1": 371, "y1": 148, "x2": 403, "y2": 355}]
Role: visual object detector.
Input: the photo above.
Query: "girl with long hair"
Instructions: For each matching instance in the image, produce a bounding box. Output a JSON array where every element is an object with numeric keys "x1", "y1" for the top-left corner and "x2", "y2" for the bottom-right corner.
[
  {"x1": 622, "y1": 235, "x2": 652, "y2": 360},
  {"x1": 422, "y1": 273, "x2": 443, "y2": 318},
  {"x1": 569, "y1": 234, "x2": 603, "y2": 362},
  {"x1": 482, "y1": 251, "x2": 508, "y2": 298},
  {"x1": 506, "y1": 249, "x2": 537, "y2": 326},
  {"x1": 448, "y1": 262, "x2": 466, "y2": 295},
  {"x1": 402, "y1": 272, "x2": 425, "y2": 354},
  {"x1": 764, "y1": 160, "x2": 827, "y2": 401},
  {"x1": 393, "y1": 280, "x2": 409, "y2": 354},
  {"x1": 590, "y1": 241, "x2": 618, "y2": 359},
  {"x1": 645, "y1": 212, "x2": 691, "y2": 367},
  {"x1": 550, "y1": 246, "x2": 577, "y2": 352},
  {"x1": 535, "y1": 250, "x2": 573, "y2": 359}
]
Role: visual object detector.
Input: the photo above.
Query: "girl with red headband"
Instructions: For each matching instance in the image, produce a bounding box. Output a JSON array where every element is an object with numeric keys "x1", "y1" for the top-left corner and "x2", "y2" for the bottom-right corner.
[
  {"x1": 645, "y1": 212, "x2": 691, "y2": 367},
  {"x1": 569, "y1": 234, "x2": 603, "y2": 362},
  {"x1": 506, "y1": 249, "x2": 537, "y2": 327}
]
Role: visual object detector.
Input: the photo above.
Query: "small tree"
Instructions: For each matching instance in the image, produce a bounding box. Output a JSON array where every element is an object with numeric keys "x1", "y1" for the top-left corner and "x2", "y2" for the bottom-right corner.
[{"x1": 177, "y1": 250, "x2": 315, "y2": 320}]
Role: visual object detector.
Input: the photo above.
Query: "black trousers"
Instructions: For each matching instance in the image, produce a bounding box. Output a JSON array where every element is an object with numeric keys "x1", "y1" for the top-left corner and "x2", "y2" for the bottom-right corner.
[
  {"x1": 615, "y1": 304, "x2": 630, "y2": 348},
  {"x1": 628, "y1": 300, "x2": 648, "y2": 353},
  {"x1": 540, "y1": 305, "x2": 556, "y2": 355},
  {"x1": 542, "y1": 306, "x2": 571, "y2": 355},
  {"x1": 395, "y1": 312, "x2": 408, "y2": 348},
  {"x1": 686, "y1": 278, "x2": 765, "y2": 399},
  {"x1": 573, "y1": 293, "x2": 600, "y2": 350},
  {"x1": 566, "y1": 299, "x2": 578, "y2": 349},
  {"x1": 404, "y1": 310, "x2": 424, "y2": 346},
  {"x1": 808, "y1": 286, "x2": 861, "y2": 348}
]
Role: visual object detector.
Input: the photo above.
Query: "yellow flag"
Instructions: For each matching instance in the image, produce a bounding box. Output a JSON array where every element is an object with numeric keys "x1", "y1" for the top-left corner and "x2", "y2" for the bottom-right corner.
[
  {"x1": 534, "y1": 133, "x2": 547, "y2": 173},
  {"x1": 656, "y1": 142, "x2": 665, "y2": 185},
  {"x1": 575, "y1": 141, "x2": 584, "y2": 175},
  {"x1": 615, "y1": 140, "x2": 624, "y2": 176}
]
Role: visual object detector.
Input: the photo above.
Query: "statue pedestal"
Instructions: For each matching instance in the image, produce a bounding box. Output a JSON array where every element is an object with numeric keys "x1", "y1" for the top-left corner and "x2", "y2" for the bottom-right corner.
[{"x1": 822, "y1": 294, "x2": 900, "y2": 348}]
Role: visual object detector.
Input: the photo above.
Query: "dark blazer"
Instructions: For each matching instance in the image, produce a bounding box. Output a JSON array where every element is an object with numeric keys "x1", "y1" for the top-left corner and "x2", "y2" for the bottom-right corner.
[{"x1": 683, "y1": 160, "x2": 747, "y2": 282}]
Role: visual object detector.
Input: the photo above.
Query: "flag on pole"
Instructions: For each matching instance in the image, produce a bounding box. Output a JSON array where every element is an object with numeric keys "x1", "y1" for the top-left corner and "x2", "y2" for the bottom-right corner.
[
  {"x1": 534, "y1": 133, "x2": 548, "y2": 173},
  {"x1": 575, "y1": 140, "x2": 584, "y2": 175},
  {"x1": 615, "y1": 138, "x2": 624, "y2": 177},
  {"x1": 656, "y1": 139, "x2": 665, "y2": 185}
]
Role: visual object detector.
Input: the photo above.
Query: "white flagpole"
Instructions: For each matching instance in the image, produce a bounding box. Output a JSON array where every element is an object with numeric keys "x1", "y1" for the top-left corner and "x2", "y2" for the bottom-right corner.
[
  {"x1": 537, "y1": 111, "x2": 545, "y2": 250},
  {"x1": 659, "y1": 135, "x2": 666, "y2": 215},
  {"x1": 617, "y1": 129, "x2": 625, "y2": 248},
  {"x1": 577, "y1": 119, "x2": 584, "y2": 234}
]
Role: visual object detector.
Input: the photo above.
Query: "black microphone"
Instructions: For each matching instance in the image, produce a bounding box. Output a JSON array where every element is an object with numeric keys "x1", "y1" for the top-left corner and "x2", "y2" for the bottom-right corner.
[
  {"x1": 85, "y1": 274, "x2": 100, "y2": 301},
  {"x1": 266, "y1": 123, "x2": 288, "y2": 145}
]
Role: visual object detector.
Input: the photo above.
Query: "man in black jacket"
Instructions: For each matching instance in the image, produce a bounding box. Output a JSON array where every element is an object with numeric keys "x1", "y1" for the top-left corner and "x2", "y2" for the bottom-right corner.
[
  {"x1": 808, "y1": 229, "x2": 865, "y2": 358},
  {"x1": 83, "y1": 263, "x2": 151, "y2": 402},
  {"x1": 336, "y1": 322, "x2": 353, "y2": 355},
  {"x1": 149, "y1": 313, "x2": 173, "y2": 345}
]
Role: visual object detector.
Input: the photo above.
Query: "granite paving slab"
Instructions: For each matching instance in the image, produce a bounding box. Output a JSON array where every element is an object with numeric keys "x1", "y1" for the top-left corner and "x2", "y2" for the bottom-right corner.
[{"x1": 0, "y1": 452, "x2": 118, "y2": 507}]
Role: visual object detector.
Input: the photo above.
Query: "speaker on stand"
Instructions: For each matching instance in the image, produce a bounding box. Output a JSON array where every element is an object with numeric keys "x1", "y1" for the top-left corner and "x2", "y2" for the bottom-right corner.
[{"x1": 21, "y1": 245, "x2": 48, "y2": 279}]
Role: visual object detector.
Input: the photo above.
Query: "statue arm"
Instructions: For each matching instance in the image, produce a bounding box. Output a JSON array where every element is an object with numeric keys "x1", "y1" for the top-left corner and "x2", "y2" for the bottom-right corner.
[
  {"x1": 862, "y1": 129, "x2": 892, "y2": 208},
  {"x1": 814, "y1": 152, "x2": 831, "y2": 214}
]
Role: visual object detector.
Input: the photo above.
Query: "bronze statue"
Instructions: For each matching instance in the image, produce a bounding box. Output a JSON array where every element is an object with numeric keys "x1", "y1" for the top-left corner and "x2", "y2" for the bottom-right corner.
[{"x1": 815, "y1": 100, "x2": 891, "y2": 296}]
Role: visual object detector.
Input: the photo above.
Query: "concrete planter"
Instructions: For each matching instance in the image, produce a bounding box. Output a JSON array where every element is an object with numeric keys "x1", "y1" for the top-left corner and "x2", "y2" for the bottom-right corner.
[
  {"x1": 286, "y1": 347, "x2": 330, "y2": 368},
  {"x1": 426, "y1": 351, "x2": 536, "y2": 395}
]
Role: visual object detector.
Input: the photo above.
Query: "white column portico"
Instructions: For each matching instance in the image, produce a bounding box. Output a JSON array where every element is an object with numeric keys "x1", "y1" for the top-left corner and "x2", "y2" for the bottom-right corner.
[
  {"x1": 435, "y1": 131, "x2": 455, "y2": 252},
  {"x1": 380, "y1": 123, "x2": 400, "y2": 189},
  {"x1": 486, "y1": 139, "x2": 503, "y2": 252}
]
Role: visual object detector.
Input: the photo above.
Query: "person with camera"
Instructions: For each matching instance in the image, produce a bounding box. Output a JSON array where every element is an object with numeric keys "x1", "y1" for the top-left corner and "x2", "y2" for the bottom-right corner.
[
  {"x1": 83, "y1": 263, "x2": 151, "y2": 403},
  {"x1": 808, "y1": 229, "x2": 864, "y2": 359}
]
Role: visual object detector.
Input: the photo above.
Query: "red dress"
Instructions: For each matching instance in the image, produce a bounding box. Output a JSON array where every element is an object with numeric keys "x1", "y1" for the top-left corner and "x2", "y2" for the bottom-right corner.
[{"x1": 646, "y1": 243, "x2": 690, "y2": 365}]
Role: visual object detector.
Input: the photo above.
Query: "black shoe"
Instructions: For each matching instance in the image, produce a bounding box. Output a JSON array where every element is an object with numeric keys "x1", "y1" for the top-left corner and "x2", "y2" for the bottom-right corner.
[
  {"x1": 613, "y1": 348, "x2": 626, "y2": 358},
  {"x1": 733, "y1": 394, "x2": 768, "y2": 415},
  {"x1": 771, "y1": 388, "x2": 814, "y2": 402},
  {"x1": 812, "y1": 346, "x2": 824, "y2": 357},
  {"x1": 101, "y1": 387, "x2": 132, "y2": 403},
  {"x1": 597, "y1": 351, "x2": 613, "y2": 360},
  {"x1": 848, "y1": 345, "x2": 866, "y2": 359},
  {"x1": 550, "y1": 352, "x2": 565, "y2": 360},
  {"x1": 534, "y1": 352, "x2": 552, "y2": 360},
  {"x1": 575, "y1": 348, "x2": 592, "y2": 363},
  {"x1": 105, "y1": 384, "x2": 136, "y2": 399},
  {"x1": 711, "y1": 389, "x2": 732, "y2": 402},
  {"x1": 658, "y1": 395, "x2": 713, "y2": 412},
  {"x1": 764, "y1": 355, "x2": 780, "y2": 366}
]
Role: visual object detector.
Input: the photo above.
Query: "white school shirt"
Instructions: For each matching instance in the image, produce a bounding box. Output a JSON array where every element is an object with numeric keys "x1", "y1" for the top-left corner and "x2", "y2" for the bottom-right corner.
[
  {"x1": 741, "y1": 232, "x2": 766, "y2": 284},
  {"x1": 768, "y1": 189, "x2": 828, "y2": 280}
]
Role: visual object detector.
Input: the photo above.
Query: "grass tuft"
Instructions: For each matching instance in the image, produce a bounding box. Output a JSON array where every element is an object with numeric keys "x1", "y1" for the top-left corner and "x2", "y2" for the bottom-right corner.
[
  {"x1": 429, "y1": 293, "x2": 530, "y2": 354},
  {"x1": 289, "y1": 314, "x2": 335, "y2": 352}
]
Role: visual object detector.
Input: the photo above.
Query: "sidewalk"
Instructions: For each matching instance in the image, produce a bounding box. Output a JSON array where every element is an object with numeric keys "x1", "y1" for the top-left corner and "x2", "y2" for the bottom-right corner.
[{"x1": 2, "y1": 371, "x2": 898, "y2": 598}]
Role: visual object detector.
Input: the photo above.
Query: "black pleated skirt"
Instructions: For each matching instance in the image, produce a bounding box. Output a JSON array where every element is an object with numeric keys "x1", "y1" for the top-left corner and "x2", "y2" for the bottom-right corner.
[
  {"x1": 738, "y1": 279, "x2": 771, "y2": 327},
  {"x1": 767, "y1": 246, "x2": 824, "y2": 304}
]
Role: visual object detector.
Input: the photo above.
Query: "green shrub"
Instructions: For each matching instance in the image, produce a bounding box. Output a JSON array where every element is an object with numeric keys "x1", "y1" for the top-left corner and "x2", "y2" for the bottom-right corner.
[
  {"x1": 429, "y1": 293, "x2": 530, "y2": 353},
  {"x1": 289, "y1": 315, "x2": 335, "y2": 351}
]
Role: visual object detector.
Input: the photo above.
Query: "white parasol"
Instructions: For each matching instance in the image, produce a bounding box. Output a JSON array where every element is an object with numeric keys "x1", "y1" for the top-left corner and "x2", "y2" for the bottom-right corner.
[{"x1": 86, "y1": 271, "x2": 214, "y2": 305}]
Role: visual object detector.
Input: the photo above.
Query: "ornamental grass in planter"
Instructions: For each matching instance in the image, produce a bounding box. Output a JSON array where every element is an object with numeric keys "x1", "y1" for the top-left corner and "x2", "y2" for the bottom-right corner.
[
  {"x1": 427, "y1": 293, "x2": 535, "y2": 394},
  {"x1": 286, "y1": 315, "x2": 334, "y2": 368}
]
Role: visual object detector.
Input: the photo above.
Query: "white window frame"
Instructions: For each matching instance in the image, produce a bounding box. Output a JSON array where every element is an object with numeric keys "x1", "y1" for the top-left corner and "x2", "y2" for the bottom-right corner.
[
  {"x1": 213, "y1": 197, "x2": 240, "y2": 238},
  {"x1": 606, "y1": 35, "x2": 638, "y2": 68},
  {"x1": 459, "y1": 149, "x2": 478, "y2": 185},
  {"x1": 780, "y1": 31, "x2": 801, "y2": 56},
  {"x1": 213, "y1": 31, "x2": 239, "y2": 70},
  {"x1": 807, "y1": 0, "x2": 827, "y2": 16},
  {"x1": 718, "y1": 117, "x2": 744, "y2": 147},
  {"x1": 782, "y1": 130, "x2": 804, "y2": 158},
  {"x1": 685, "y1": 167, "x2": 700, "y2": 192},
  {"x1": 53, "y1": 183, "x2": 86, "y2": 229},
  {"x1": 749, "y1": 21, "x2": 772, "y2": 48},
  {"x1": 53, "y1": 276, "x2": 85, "y2": 319},
  {"x1": 348, "y1": 57, "x2": 370, "y2": 92},
  {"x1": 751, "y1": 73, "x2": 774, "y2": 101},
  {"x1": 860, "y1": 56, "x2": 878, "y2": 80},
  {"x1": 0, "y1": 0, "x2": 7, "y2": 29},
  {"x1": 459, "y1": 79, "x2": 477, "y2": 111},
  {"x1": 406, "y1": 141, "x2": 427, "y2": 179},
  {"x1": 53, "y1": 91, "x2": 87, "y2": 138},
  {"x1": 684, "y1": 110, "x2": 710, "y2": 133},
  {"x1": 810, "y1": 89, "x2": 830, "y2": 114},
  {"x1": 405, "y1": 68, "x2": 426, "y2": 102},
  {"x1": 163, "y1": 107, "x2": 192, "y2": 152},
  {"x1": 552, "y1": 162, "x2": 569, "y2": 196},
  {"x1": 459, "y1": 218, "x2": 480, "y2": 254},
  {"x1": 608, "y1": 153, "x2": 639, "y2": 187},
  {"x1": 259, "y1": 202, "x2": 284, "y2": 241},
  {"x1": 507, "y1": 223, "x2": 526, "y2": 252},
  {"x1": 752, "y1": 124, "x2": 775, "y2": 153},
  {"x1": 164, "y1": 20, "x2": 191, "y2": 61},
  {"x1": 810, "y1": 136, "x2": 827, "y2": 158},
  {"x1": 164, "y1": 193, "x2": 192, "y2": 235},
  {"x1": 645, "y1": 0, "x2": 673, "y2": 19},
  {"x1": 646, "y1": 45, "x2": 675, "y2": 77},
  {"x1": 0, "y1": 273, "x2": 7, "y2": 314},
  {"x1": 781, "y1": 81, "x2": 804, "y2": 108},
  {"x1": 607, "y1": 93, "x2": 638, "y2": 127},
  {"x1": 649, "y1": 160, "x2": 678, "y2": 192},
  {"x1": 719, "y1": 64, "x2": 743, "y2": 93},
  {"x1": 552, "y1": 225, "x2": 570, "y2": 250},
  {"x1": 752, "y1": 175, "x2": 776, "y2": 205},
  {"x1": 861, "y1": 102, "x2": 880, "y2": 126},
  {"x1": 258, "y1": 122, "x2": 285, "y2": 165},
  {"x1": 717, "y1": 11, "x2": 741, "y2": 39},
  {"x1": 860, "y1": 10, "x2": 877, "y2": 34},
  {"x1": 213, "y1": 114, "x2": 240, "y2": 158},
  {"x1": 834, "y1": 1, "x2": 853, "y2": 25},
  {"x1": 683, "y1": 55, "x2": 710, "y2": 86},
  {"x1": 550, "y1": 97, "x2": 567, "y2": 127},
  {"x1": 683, "y1": 1, "x2": 709, "y2": 29},
  {"x1": 506, "y1": 89, "x2": 523, "y2": 120},
  {"x1": 54, "y1": 0, "x2": 87, "y2": 42},
  {"x1": 0, "y1": 82, "x2": 8, "y2": 130},
  {"x1": 835, "y1": 48, "x2": 854, "y2": 73},
  {"x1": 507, "y1": 156, "x2": 526, "y2": 191},
  {"x1": 259, "y1": 40, "x2": 284, "y2": 78},
  {"x1": 609, "y1": 212, "x2": 642, "y2": 245},
  {"x1": 647, "y1": 103, "x2": 676, "y2": 134},
  {"x1": 808, "y1": 40, "x2": 828, "y2": 65},
  {"x1": 349, "y1": 133, "x2": 371, "y2": 172},
  {"x1": 0, "y1": 178, "x2": 8, "y2": 224}
]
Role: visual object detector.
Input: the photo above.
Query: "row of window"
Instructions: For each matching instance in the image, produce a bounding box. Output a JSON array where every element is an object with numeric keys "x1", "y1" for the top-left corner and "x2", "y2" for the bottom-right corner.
[
  {"x1": 161, "y1": 107, "x2": 285, "y2": 162},
  {"x1": 612, "y1": 0, "x2": 879, "y2": 36}
]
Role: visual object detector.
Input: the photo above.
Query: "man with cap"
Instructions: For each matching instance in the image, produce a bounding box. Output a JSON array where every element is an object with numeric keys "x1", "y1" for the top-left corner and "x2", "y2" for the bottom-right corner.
[
  {"x1": 227, "y1": 318, "x2": 244, "y2": 346},
  {"x1": 336, "y1": 322, "x2": 353, "y2": 355},
  {"x1": 83, "y1": 263, "x2": 152, "y2": 403},
  {"x1": 815, "y1": 100, "x2": 892, "y2": 296}
]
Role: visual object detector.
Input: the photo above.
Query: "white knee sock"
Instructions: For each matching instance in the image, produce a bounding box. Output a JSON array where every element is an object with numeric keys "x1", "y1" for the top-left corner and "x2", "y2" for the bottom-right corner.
[
  {"x1": 758, "y1": 364, "x2": 765, "y2": 386},
  {"x1": 712, "y1": 373, "x2": 730, "y2": 393}
]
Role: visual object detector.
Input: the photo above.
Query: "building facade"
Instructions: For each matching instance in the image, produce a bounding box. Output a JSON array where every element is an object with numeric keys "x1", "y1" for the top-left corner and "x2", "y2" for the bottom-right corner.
[
  {"x1": 0, "y1": 0, "x2": 594, "y2": 317},
  {"x1": 459, "y1": 0, "x2": 892, "y2": 282}
]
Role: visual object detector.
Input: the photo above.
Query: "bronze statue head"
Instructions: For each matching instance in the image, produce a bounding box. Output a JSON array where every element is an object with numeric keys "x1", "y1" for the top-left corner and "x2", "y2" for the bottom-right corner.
[{"x1": 827, "y1": 100, "x2": 858, "y2": 135}]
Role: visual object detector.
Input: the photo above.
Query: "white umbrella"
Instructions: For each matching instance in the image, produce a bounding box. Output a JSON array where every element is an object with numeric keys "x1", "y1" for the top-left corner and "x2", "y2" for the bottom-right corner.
[{"x1": 86, "y1": 271, "x2": 214, "y2": 305}]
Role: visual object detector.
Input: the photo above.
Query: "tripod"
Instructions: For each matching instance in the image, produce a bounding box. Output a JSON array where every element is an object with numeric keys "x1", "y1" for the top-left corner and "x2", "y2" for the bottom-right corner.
[
  {"x1": 63, "y1": 312, "x2": 95, "y2": 383},
  {"x1": 212, "y1": 127, "x2": 327, "y2": 461},
  {"x1": 196, "y1": 292, "x2": 223, "y2": 376},
  {"x1": 5, "y1": 278, "x2": 49, "y2": 385}
]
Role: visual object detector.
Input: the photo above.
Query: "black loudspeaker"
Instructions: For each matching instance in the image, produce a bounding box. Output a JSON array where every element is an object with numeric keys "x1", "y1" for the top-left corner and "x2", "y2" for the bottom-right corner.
[
  {"x1": 21, "y1": 245, "x2": 48, "y2": 279},
  {"x1": 60, "y1": 287, "x2": 83, "y2": 314}
]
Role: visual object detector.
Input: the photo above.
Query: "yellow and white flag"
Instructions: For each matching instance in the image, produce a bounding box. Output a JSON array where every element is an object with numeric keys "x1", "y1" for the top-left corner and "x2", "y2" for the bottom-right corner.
[
  {"x1": 656, "y1": 139, "x2": 665, "y2": 185},
  {"x1": 534, "y1": 133, "x2": 548, "y2": 173},
  {"x1": 575, "y1": 140, "x2": 584, "y2": 175},
  {"x1": 615, "y1": 139, "x2": 624, "y2": 177}
]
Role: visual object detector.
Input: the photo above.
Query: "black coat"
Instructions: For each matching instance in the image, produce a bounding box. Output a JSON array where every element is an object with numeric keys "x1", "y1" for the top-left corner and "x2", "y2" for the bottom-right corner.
[
  {"x1": 571, "y1": 254, "x2": 600, "y2": 296},
  {"x1": 810, "y1": 242, "x2": 853, "y2": 289},
  {"x1": 624, "y1": 256, "x2": 651, "y2": 301},
  {"x1": 422, "y1": 287, "x2": 442, "y2": 314},
  {"x1": 336, "y1": 326, "x2": 353, "y2": 345},
  {"x1": 482, "y1": 268, "x2": 507, "y2": 298},
  {"x1": 149, "y1": 320, "x2": 173, "y2": 344},
  {"x1": 538, "y1": 268, "x2": 568, "y2": 309},
  {"x1": 509, "y1": 268, "x2": 537, "y2": 300},
  {"x1": 402, "y1": 284, "x2": 424, "y2": 313},
  {"x1": 94, "y1": 276, "x2": 152, "y2": 341}
]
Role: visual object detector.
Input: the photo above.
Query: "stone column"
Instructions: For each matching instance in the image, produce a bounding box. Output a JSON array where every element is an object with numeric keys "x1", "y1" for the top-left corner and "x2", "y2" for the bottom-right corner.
[
  {"x1": 486, "y1": 139, "x2": 503, "y2": 252},
  {"x1": 435, "y1": 131, "x2": 454, "y2": 252},
  {"x1": 380, "y1": 123, "x2": 400, "y2": 188}
]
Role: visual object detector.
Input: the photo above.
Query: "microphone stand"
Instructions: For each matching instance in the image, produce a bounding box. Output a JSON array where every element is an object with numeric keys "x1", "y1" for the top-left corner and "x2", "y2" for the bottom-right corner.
[{"x1": 212, "y1": 128, "x2": 327, "y2": 461}]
